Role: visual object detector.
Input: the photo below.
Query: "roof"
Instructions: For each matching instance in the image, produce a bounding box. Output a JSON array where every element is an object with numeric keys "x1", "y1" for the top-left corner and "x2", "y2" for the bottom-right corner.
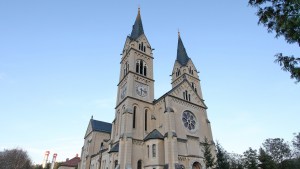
[
  {"x1": 176, "y1": 34, "x2": 190, "y2": 66},
  {"x1": 144, "y1": 129, "x2": 164, "y2": 141},
  {"x1": 130, "y1": 8, "x2": 144, "y2": 40},
  {"x1": 60, "y1": 156, "x2": 80, "y2": 167},
  {"x1": 91, "y1": 119, "x2": 112, "y2": 133},
  {"x1": 109, "y1": 143, "x2": 119, "y2": 153}
]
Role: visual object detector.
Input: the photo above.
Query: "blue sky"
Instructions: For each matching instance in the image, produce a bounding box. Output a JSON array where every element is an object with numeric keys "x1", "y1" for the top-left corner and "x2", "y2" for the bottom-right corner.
[{"x1": 0, "y1": 0, "x2": 299, "y2": 164}]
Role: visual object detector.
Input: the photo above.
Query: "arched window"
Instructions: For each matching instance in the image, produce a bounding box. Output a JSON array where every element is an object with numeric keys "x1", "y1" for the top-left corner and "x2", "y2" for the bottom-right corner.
[
  {"x1": 145, "y1": 109, "x2": 148, "y2": 131},
  {"x1": 183, "y1": 90, "x2": 191, "y2": 102},
  {"x1": 176, "y1": 68, "x2": 181, "y2": 77},
  {"x1": 137, "y1": 160, "x2": 142, "y2": 169},
  {"x1": 136, "y1": 59, "x2": 147, "y2": 76},
  {"x1": 133, "y1": 106, "x2": 136, "y2": 128},
  {"x1": 123, "y1": 62, "x2": 129, "y2": 76},
  {"x1": 152, "y1": 144, "x2": 156, "y2": 157}
]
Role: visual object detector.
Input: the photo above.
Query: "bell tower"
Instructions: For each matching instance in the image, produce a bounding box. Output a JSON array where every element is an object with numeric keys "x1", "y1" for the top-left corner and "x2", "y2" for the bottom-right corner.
[
  {"x1": 112, "y1": 8, "x2": 155, "y2": 169},
  {"x1": 116, "y1": 8, "x2": 154, "y2": 105},
  {"x1": 171, "y1": 32, "x2": 204, "y2": 99}
]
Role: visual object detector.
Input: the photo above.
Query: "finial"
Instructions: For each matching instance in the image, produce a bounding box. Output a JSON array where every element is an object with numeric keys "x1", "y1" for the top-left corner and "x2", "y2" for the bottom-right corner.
[
  {"x1": 178, "y1": 29, "x2": 180, "y2": 38},
  {"x1": 138, "y1": 5, "x2": 140, "y2": 13},
  {"x1": 91, "y1": 115, "x2": 93, "y2": 119}
]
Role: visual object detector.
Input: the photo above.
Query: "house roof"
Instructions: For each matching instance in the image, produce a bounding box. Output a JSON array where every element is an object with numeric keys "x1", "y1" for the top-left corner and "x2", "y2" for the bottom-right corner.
[
  {"x1": 130, "y1": 8, "x2": 144, "y2": 40},
  {"x1": 91, "y1": 119, "x2": 112, "y2": 133},
  {"x1": 176, "y1": 33, "x2": 190, "y2": 66},
  {"x1": 144, "y1": 129, "x2": 164, "y2": 141},
  {"x1": 60, "y1": 156, "x2": 80, "y2": 167}
]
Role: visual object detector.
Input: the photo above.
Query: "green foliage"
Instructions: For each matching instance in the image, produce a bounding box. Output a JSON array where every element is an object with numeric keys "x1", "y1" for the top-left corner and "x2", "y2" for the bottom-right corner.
[
  {"x1": 262, "y1": 138, "x2": 291, "y2": 163},
  {"x1": 248, "y1": 0, "x2": 300, "y2": 83},
  {"x1": 275, "y1": 54, "x2": 300, "y2": 82},
  {"x1": 243, "y1": 147, "x2": 259, "y2": 169},
  {"x1": 258, "y1": 148, "x2": 278, "y2": 169},
  {"x1": 215, "y1": 142, "x2": 230, "y2": 169},
  {"x1": 202, "y1": 137, "x2": 216, "y2": 169}
]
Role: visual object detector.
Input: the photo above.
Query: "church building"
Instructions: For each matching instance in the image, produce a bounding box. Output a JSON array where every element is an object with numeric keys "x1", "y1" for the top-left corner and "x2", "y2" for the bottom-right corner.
[{"x1": 79, "y1": 9, "x2": 215, "y2": 169}]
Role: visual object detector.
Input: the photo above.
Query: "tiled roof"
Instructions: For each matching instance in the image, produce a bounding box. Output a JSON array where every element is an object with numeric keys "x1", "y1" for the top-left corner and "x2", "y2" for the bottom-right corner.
[
  {"x1": 177, "y1": 35, "x2": 190, "y2": 66},
  {"x1": 91, "y1": 119, "x2": 112, "y2": 133},
  {"x1": 130, "y1": 8, "x2": 144, "y2": 40},
  {"x1": 144, "y1": 129, "x2": 164, "y2": 141},
  {"x1": 109, "y1": 143, "x2": 119, "y2": 153},
  {"x1": 60, "y1": 156, "x2": 80, "y2": 167}
]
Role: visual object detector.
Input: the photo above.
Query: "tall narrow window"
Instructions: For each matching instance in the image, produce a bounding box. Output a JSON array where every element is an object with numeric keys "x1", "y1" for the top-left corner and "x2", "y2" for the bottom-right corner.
[
  {"x1": 145, "y1": 109, "x2": 148, "y2": 131},
  {"x1": 137, "y1": 160, "x2": 142, "y2": 169},
  {"x1": 139, "y1": 60, "x2": 144, "y2": 75},
  {"x1": 143, "y1": 66, "x2": 147, "y2": 76},
  {"x1": 152, "y1": 144, "x2": 156, "y2": 157},
  {"x1": 185, "y1": 90, "x2": 188, "y2": 101},
  {"x1": 133, "y1": 106, "x2": 136, "y2": 128},
  {"x1": 147, "y1": 145, "x2": 149, "y2": 158}
]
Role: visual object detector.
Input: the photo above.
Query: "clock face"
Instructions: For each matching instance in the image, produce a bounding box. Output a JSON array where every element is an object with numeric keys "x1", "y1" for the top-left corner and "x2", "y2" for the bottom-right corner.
[
  {"x1": 120, "y1": 86, "x2": 127, "y2": 99},
  {"x1": 182, "y1": 110, "x2": 197, "y2": 132},
  {"x1": 135, "y1": 82, "x2": 148, "y2": 97}
]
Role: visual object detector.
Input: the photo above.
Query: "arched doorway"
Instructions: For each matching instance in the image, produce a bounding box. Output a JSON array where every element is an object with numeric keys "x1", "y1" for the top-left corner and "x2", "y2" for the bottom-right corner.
[{"x1": 192, "y1": 162, "x2": 201, "y2": 169}]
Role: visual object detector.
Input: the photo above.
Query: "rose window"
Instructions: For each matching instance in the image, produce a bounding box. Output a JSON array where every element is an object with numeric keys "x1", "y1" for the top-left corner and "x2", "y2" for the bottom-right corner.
[{"x1": 182, "y1": 111, "x2": 196, "y2": 131}]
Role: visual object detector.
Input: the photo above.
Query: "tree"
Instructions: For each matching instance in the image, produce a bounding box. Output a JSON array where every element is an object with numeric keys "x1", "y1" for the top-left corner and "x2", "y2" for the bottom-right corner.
[
  {"x1": 228, "y1": 153, "x2": 243, "y2": 169},
  {"x1": 258, "y1": 148, "x2": 278, "y2": 169},
  {"x1": 215, "y1": 142, "x2": 230, "y2": 169},
  {"x1": 248, "y1": 0, "x2": 300, "y2": 83},
  {"x1": 0, "y1": 148, "x2": 33, "y2": 169},
  {"x1": 292, "y1": 132, "x2": 300, "y2": 157},
  {"x1": 262, "y1": 138, "x2": 291, "y2": 163},
  {"x1": 243, "y1": 147, "x2": 259, "y2": 169},
  {"x1": 202, "y1": 137, "x2": 215, "y2": 169}
]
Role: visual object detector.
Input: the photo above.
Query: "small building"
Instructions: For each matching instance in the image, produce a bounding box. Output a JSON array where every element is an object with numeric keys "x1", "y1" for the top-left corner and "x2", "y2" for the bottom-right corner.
[{"x1": 58, "y1": 155, "x2": 80, "y2": 169}]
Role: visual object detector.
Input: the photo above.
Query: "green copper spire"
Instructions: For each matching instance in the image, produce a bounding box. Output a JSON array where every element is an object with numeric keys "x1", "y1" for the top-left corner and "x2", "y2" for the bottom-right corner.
[
  {"x1": 130, "y1": 8, "x2": 144, "y2": 40},
  {"x1": 177, "y1": 32, "x2": 190, "y2": 66}
]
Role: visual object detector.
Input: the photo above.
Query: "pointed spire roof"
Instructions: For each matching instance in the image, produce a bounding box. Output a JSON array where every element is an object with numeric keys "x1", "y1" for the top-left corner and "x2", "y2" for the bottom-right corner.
[
  {"x1": 130, "y1": 8, "x2": 144, "y2": 40},
  {"x1": 177, "y1": 32, "x2": 190, "y2": 66}
]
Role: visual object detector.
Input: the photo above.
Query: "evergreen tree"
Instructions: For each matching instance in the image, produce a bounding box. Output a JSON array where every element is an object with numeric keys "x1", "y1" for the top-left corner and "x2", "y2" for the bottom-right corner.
[
  {"x1": 202, "y1": 137, "x2": 215, "y2": 169},
  {"x1": 215, "y1": 142, "x2": 230, "y2": 169},
  {"x1": 243, "y1": 147, "x2": 258, "y2": 169},
  {"x1": 258, "y1": 148, "x2": 277, "y2": 169}
]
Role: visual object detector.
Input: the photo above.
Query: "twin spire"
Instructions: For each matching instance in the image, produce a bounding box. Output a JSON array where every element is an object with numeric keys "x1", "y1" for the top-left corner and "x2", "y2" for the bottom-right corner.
[{"x1": 130, "y1": 8, "x2": 191, "y2": 66}]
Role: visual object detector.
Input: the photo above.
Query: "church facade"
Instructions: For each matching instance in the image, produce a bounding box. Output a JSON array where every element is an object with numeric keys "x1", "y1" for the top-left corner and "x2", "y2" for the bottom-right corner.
[{"x1": 79, "y1": 9, "x2": 215, "y2": 169}]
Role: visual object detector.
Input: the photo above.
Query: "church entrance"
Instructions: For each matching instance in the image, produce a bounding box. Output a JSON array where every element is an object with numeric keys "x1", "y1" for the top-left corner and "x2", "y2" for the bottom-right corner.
[{"x1": 192, "y1": 162, "x2": 201, "y2": 169}]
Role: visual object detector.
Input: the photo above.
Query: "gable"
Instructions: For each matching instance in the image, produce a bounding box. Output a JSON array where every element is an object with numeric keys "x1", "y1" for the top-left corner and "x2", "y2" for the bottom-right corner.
[
  {"x1": 168, "y1": 80, "x2": 207, "y2": 109},
  {"x1": 84, "y1": 119, "x2": 112, "y2": 138},
  {"x1": 84, "y1": 121, "x2": 93, "y2": 138}
]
